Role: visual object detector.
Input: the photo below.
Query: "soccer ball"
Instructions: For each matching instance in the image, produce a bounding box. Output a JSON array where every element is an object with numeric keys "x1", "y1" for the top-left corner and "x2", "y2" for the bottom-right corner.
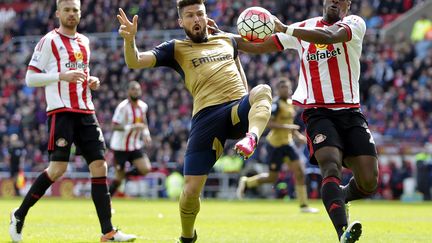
[{"x1": 237, "y1": 7, "x2": 275, "y2": 43}]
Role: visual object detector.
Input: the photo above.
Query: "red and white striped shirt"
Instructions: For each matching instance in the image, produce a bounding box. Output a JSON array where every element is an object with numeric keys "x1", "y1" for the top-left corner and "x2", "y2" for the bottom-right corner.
[
  {"x1": 28, "y1": 29, "x2": 94, "y2": 114},
  {"x1": 273, "y1": 15, "x2": 366, "y2": 109},
  {"x1": 110, "y1": 99, "x2": 148, "y2": 151}
]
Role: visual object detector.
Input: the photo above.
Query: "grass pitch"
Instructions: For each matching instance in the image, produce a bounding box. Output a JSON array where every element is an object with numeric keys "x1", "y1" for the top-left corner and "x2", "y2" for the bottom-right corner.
[{"x1": 1, "y1": 198, "x2": 431, "y2": 242}]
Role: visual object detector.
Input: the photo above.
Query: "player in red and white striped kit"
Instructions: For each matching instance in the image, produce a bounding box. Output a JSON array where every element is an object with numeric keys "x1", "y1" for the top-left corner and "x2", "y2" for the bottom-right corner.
[
  {"x1": 9, "y1": 0, "x2": 135, "y2": 242},
  {"x1": 108, "y1": 81, "x2": 152, "y2": 196},
  {"x1": 234, "y1": 0, "x2": 378, "y2": 242}
]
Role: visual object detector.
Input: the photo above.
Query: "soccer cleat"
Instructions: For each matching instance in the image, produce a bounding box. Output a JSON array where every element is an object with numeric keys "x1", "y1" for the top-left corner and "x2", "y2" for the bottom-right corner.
[
  {"x1": 234, "y1": 133, "x2": 257, "y2": 159},
  {"x1": 177, "y1": 230, "x2": 197, "y2": 243},
  {"x1": 300, "y1": 205, "x2": 319, "y2": 213},
  {"x1": 236, "y1": 176, "x2": 248, "y2": 199},
  {"x1": 100, "y1": 228, "x2": 136, "y2": 242},
  {"x1": 340, "y1": 221, "x2": 362, "y2": 243},
  {"x1": 345, "y1": 202, "x2": 351, "y2": 224},
  {"x1": 9, "y1": 208, "x2": 24, "y2": 242}
]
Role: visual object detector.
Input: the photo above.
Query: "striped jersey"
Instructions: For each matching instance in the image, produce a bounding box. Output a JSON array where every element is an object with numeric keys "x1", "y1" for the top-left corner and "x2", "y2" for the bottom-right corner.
[
  {"x1": 28, "y1": 29, "x2": 94, "y2": 115},
  {"x1": 273, "y1": 15, "x2": 366, "y2": 109},
  {"x1": 110, "y1": 99, "x2": 148, "y2": 151}
]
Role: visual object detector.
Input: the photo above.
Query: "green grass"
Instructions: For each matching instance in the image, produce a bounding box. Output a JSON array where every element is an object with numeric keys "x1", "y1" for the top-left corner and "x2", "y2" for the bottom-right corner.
[{"x1": 1, "y1": 198, "x2": 431, "y2": 242}]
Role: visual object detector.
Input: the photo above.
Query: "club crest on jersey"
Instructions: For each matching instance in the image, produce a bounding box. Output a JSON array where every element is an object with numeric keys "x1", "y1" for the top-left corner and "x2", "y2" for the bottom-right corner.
[
  {"x1": 313, "y1": 134, "x2": 327, "y2": 144},
  {"x1": 307, "y1": 47, "x2": 342, "y2": 62},
  {"x1": 315, "y1": 44, "x2": 328, "y2": 50},
  {"x1": 74, "y1": 51, "x2": 83, "y2": 61},
  {"x1": 56, "y1": 138, "x2": 68, "y2": 147}
]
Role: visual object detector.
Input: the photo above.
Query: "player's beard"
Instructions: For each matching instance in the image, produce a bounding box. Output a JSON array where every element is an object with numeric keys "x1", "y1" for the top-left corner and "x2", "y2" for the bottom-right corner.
[
  {"x1": 61, "y1": 18, "x2": 79, "y2": 30},
  {"x1": 130, "y1": 96, "x2": 140, "y2": 102},
  {"x1": 185, "y1": 27, "x2": 208, "y2": 43}
]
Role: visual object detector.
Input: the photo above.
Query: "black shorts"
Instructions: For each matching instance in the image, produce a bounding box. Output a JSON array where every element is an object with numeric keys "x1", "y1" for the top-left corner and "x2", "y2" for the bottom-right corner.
[
  {"x1": 266, "y1": 143, "x2": 300, "y2": 172},
  {"x1": 113, "y1": 150, "x2": 144, "y2": 170},
  {"x1": 47, "y1": 112, "x2": 106, "y2": 163},
  {"x1": 184, "y1": 95, "x2": 251, "y2": 175},
  {"x1": 302, "y1": 108, "x2": 377, "y2": 165}
]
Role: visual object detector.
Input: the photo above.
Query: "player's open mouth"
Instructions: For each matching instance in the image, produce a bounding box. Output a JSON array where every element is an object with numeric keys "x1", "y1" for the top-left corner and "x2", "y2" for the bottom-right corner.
[
  {"x1": 330, "y1": 5, "x2": 339, "y2": 11},
  {"x1": 193, "y1": 25, "x2": 200, "y2": 31}
]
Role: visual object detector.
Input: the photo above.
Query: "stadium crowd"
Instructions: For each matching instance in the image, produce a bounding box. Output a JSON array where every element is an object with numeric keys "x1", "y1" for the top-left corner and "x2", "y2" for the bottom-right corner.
[{"x1": 1, "y1": 0, "x2": 431, "y2": 199}]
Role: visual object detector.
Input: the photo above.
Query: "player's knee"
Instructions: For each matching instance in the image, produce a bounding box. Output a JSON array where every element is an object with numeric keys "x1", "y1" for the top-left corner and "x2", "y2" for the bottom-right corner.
[
  {"x1": 46, "y1": 165, "x2": 67, "y2": 181},
  {"x1": 250, "y1": 84, "x2": 272, "y2": 103},
  {"x1": 357, "y1": 173, "x2": 379, "y2": 194},
  {"x1": 89, "y1": 160, "x2": 108, "y2": 176},
  {"x1": 183, "y1": 185, "x2": 202, "y2": 198}
]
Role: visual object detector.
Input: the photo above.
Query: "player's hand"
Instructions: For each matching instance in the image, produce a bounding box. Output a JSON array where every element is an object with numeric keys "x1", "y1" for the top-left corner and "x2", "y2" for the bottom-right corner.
[
  {"x1": 207, "y1": 18, "x2": 222, "y2": 34},
  {"x1": 117, "y1": 8, "x2": 138, "y2": 41},
  {"x1": 272, "y1": 15, "x2": 287, "y2": 33},
  {"x1": 132, "y1": 123, "x2": 145, "y2": 131},
  {"x1": 59, "y1": 70, "x2": 86, "y2": 83},
  {"x1": 88, "y1": 76, "x2": 100, "y2": 90}
]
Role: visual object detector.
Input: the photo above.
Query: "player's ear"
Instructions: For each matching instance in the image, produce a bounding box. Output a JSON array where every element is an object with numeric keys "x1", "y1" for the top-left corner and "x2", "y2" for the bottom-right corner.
[
  {"x1": 178, "y1": 18, "x2": 184, "y2": 28},
  {"x1": 55, "y1": 10, "x2": 60, "y2": 19}
]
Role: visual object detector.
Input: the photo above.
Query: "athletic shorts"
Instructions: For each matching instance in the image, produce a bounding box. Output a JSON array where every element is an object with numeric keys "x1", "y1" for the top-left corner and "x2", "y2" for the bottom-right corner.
[
  {"x1": 302, "y1": 108, "x2": 377, "y2": 165},
  {"x1": 47, "y1": 112, "x2": 106, "y2": 163},
  {"x1": 266, "y1": 143, "x2": 300, "y2": 172},
  {"x1": 184, "y1": 95, "x2": 251, "y2": 175},
  {"x1": 113, "y1": 149, "x2": 144, "y2": 170}
]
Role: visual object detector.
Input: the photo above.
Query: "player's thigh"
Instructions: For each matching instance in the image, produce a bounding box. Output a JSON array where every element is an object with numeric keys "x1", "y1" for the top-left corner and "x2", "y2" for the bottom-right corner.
[
  {"x1": 343, "y1": 112, "x2": 378, "y2": 160},
  {"x1": 266, "y1": 143, "x2": 285, "y2": 172},
  {"x1": 131, "y1": 150, "x2": 151, "y2": 171},
  {"x1": 47, "y1": 113, "x2": 74, "y2": 162},
  {"x1": 227, "y1": 94, "x2": 250, "y2": 139},
  {"x1": 113, "y1": 150, "x2": 128, "y2": 171},
  {"x1": 185, "y1": 106, "x2": 230, "y2": 175},
  {"x1": 303, "y1": 110, "x2": 343, "y2": 164},
  {"x1": 75, "y1": 114, "x2": 106, "y2": 164}
]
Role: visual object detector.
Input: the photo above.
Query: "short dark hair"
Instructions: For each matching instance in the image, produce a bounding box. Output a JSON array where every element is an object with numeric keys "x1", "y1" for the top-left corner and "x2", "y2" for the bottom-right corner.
[{"x1": 177, "y1": 0, "x2": 205, "y2": 17}]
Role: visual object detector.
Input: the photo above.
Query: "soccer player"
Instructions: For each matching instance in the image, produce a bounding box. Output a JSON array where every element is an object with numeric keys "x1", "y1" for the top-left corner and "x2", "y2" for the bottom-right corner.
[
  {"x1": 108, "y1": 81, "x2": 152, "y2": 196},
  {"x1": 233, "y1": 0, "x2": 379, "y2": 242},
  {"x1": 117, "y1": 0, "x2": 273, "y2": 242},
  {"x1": 237, "y1": 79, "x2": 319, "y2": 214},
  {"x1": 9, "y1": 0, "x2": 136, "y2": 242}
]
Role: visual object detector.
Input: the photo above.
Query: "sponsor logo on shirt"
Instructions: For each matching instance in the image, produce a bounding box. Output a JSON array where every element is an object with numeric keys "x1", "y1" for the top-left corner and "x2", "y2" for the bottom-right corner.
[{"x1": 306, "y1": 47, "x2": 342, "y2": 62}]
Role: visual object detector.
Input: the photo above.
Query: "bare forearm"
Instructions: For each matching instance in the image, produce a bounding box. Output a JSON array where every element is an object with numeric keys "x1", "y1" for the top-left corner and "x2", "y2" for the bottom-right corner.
[
  {"x1": 282, "y1": 25, "x2": 348, "y2": 44},
  {"x1": 124, "y1": 39, "x2": 140, "y2": 68}
]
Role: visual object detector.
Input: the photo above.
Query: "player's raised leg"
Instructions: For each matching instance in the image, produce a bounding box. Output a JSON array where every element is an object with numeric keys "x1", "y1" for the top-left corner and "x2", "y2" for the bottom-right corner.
[{"x1": 235, "y1": 84, "x2": 272, "y2": 158}]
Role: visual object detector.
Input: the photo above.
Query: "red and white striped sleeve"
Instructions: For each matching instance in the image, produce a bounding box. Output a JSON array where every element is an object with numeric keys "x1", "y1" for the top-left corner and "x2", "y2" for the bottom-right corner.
[{"x1": 28, "y1": 35, "x2": 53, "y2": 73}]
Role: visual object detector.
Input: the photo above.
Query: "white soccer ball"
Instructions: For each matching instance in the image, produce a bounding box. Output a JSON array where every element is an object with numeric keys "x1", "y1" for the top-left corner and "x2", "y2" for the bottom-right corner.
[{"x1": 237, "y1": 7, "x2": 275, "y2": 42}]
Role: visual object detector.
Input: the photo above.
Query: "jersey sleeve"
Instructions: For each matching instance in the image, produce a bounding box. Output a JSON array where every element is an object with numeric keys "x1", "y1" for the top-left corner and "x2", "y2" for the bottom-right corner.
[
  {"x1": 271, "y1": 99, "x2": 280, "y2": 118},
  {"x1": 151, "y1": 40, "x2": 176, "y2": 68},
  {"x1": 272, "y1": 21, "x2": 304, "y2": 51},
  {"x1": 28, "y1": 36, "x2": 53, "y2": 73},
  {"x1": 227, "y1": 34, "x2": 238, "y2": 59},
  {"x1": 141, "y1": 102, "x2": 148, "y2": 114},
  {"x1": 112, "y1": 104, "x2": 125, "y2": 125},
  {"x1": 337, "y1": 15, "x2": 366, "y2": 42}
]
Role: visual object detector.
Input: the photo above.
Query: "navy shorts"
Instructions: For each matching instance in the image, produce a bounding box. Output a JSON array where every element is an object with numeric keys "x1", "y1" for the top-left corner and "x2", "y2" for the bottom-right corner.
[
  {"x1": 184, "y1": 95, "x2": 250, "y2": 175},
  {"x1": 113, "y1": 150, "x2": 145, "y2": 170},
  {"x1": 47, "y1": 112, "x2": 106, "y2": 163},
  {"x1": 266, "y1": 143, "x2": 300, "y2": 172},
  {"x1": 302, "y1": 108, "x2": 378, "y2": 165}
]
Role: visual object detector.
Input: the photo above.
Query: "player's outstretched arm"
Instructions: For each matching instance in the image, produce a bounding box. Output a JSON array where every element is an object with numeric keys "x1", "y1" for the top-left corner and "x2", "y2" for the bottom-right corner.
[
  {"x1": 117, "y1": 8, "x2": 156, "y2": 69},
  {"x1": 235, "y1": 35, "x2": 281, "y2": 54},
  {"x1": 273, "y1": 16, "x2": 350, "y2": 44}
]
